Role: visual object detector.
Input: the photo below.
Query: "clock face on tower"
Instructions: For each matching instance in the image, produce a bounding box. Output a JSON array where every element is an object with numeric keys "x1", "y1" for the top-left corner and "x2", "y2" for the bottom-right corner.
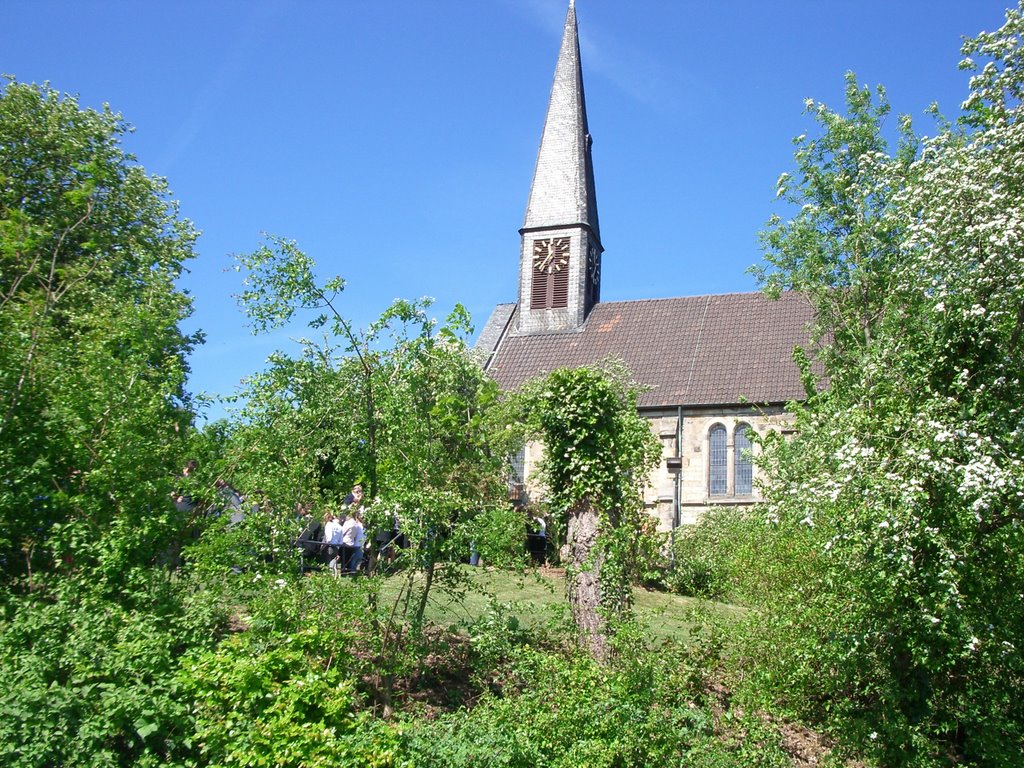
[
  {"x1": 532, "y1": 237, "x2": 570, "y2": 273},
  {"x1": 530, "y1": 237, "x2": 571, "y2": 310},
  {"x1": 587, "y1": 243, "x2": 600, "y2": 284}
]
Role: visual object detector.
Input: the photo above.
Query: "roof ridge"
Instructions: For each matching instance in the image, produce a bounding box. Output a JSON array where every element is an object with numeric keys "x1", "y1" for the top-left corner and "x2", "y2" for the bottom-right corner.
[{"x1": 590, "y1": 290, "x2": 775, "y2": 307}]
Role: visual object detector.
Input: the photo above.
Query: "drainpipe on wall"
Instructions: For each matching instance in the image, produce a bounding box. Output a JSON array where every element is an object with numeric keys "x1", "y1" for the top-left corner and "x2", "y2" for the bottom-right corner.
[{"x1": 669, "y1": 405, "x2": 683, "y2": 563}]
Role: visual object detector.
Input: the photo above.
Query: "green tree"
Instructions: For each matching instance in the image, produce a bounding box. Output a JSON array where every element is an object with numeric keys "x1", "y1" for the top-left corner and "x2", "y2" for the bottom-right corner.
[
  {"x1": 228, "y1": 236, "x2": 520, "y2": 713},
  {"x1": 230, "y1": 237, "x2": 513, "y2": 553},
  {"x1": 753, "y1": 73, "x2": 920, "y2": 374},
  {"x1": 741, "y1": 6, "x2": 1024, "y2": 764},
  {"x1": 0, "y1": 80, "x2": 200, "y2": 587},
  {"x1": 0, "y1": 81, "x2": 219, "y2": 767},
  {"x1": 522, "y1": 364, "x2": 660, "y2": 661}
]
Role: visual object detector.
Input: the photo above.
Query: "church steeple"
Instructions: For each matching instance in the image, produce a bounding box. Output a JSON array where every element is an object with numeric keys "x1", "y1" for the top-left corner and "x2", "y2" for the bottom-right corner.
[{"x1": 517, "y1": 0, "x2": 603, "y2": 335}]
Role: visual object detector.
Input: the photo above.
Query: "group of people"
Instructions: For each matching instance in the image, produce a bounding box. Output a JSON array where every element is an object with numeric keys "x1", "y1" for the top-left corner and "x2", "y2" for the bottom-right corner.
[
  {"x1": 295, "y1": 485, "x2": 386, "y2": 576},
  {"x1": 176, "y1": 467, "x2": 553, "y2": 574},
  {"x1": 324, "y1": 484, "x2": 366, "y2": 575}
]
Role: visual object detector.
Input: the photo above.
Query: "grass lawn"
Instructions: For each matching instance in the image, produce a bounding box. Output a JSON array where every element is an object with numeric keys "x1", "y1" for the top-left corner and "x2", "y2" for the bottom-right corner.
[{"x1": 394, "y1": 564, "x2": 744, "y2": 645}]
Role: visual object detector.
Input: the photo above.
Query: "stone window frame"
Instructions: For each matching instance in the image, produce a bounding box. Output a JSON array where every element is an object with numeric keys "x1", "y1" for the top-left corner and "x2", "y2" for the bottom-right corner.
[
  {"x1": 708, "y1": 423, "x2": 728, "y2": 496},
  {"x1": 708, "y1": 421, "x2": 756, "y2": 498},
  {"x1": 734, "y1": 422, "x2": 755, "y2": 496}
]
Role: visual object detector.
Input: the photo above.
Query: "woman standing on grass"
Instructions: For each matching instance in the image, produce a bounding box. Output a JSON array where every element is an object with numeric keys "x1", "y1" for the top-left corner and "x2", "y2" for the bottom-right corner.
[{"x1": 341, "y1": 509, "x2": 366, "y2": 574}]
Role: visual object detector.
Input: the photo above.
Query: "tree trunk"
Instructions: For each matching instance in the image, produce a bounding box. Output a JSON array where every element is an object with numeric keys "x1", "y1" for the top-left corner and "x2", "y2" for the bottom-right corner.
[
  {"x1": 565, "y1": 496, "x2": 610, "y2": 662},
  {"x1": 413, "y1": 553, "x2": 435, "y2": 634}
]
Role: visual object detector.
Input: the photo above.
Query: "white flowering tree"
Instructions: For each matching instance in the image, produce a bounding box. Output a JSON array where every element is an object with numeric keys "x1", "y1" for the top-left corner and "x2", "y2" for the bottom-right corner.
[{"x1": 744, "y1": 6, "x2": 1024, "y2": 765}]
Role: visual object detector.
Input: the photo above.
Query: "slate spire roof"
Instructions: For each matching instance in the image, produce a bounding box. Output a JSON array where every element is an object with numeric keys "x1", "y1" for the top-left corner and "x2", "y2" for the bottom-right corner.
[{"x1": 521, "y1": 0, "x2": 600, "y2": 245}]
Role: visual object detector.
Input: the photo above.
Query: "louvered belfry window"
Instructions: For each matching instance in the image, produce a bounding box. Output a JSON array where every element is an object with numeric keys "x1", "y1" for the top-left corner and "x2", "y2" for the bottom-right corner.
[{"x1": 531, "y1": 237, "x2": 570, "y2": 309}]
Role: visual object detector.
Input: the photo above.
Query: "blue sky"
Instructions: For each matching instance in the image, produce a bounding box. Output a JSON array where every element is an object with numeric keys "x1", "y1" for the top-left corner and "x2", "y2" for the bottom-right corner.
[{"x1": 2, "y1": 0, "x2": 1014, "y2": 419}]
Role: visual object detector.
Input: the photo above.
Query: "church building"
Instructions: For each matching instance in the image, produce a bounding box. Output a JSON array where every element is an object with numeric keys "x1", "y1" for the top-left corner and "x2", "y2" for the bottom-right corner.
[{"x1": 477, "y1": 2, "x2": 816, "y2": 530}]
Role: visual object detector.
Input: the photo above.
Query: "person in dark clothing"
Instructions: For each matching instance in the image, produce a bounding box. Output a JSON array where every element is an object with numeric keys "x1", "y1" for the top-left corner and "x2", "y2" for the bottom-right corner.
[
  {"x1": 527, "y1": 511, "x2": 547, "y2": 566},
  {"x1": 294, "y1": 503, "x2": 323, "y2": 572}
]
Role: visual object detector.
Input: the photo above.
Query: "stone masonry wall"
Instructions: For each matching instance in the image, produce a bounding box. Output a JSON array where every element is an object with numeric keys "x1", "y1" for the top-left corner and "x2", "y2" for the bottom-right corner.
[{"x1": 518, "y1": 405, "x2": 794, "y2": 530}]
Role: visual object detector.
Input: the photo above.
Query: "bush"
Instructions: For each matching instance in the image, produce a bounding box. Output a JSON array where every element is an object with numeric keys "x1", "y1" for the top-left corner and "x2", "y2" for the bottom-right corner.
[
  {"x1": 739, "y1": 9, "x2": 1024, "y2": 763},
  {"x1": 0, "y1": 573, "x2": 219, "y2": 767},
  {"x1": 665, "y1": 507, "x2": 769, "y2": 601},
  {"x1": 400, "y1": 644, "x2": 795, "y2": 768},
  {"x1": 180, "y1": 635, "x2": 399, "y2": 767}
]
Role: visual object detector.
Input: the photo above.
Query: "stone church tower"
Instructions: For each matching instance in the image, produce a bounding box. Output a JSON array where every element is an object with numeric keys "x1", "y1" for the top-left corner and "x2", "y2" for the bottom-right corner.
[{"x1": 517, "y1": 1, "x2": 603, "y2": 335}]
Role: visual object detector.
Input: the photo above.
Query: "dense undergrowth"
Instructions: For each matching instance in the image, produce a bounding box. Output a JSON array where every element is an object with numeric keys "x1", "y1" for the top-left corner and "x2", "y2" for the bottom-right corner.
[{"x1": 0, "y1": 562, "x2": 834, "y2": 768}]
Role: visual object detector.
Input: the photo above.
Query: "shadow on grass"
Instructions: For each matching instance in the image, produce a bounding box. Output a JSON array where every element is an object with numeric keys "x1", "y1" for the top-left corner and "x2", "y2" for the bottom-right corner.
[{"x1": 382, "y1": 564, "x2": 745, "y2": 646}]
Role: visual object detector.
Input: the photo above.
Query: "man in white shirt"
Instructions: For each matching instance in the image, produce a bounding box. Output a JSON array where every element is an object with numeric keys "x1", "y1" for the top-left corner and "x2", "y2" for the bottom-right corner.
[
  {"x1": 324, "y1": 512, "x2": 344, "y2": 576},
  {"x1": 341, "y1": 510, "x2": 365, "y2": 574}
]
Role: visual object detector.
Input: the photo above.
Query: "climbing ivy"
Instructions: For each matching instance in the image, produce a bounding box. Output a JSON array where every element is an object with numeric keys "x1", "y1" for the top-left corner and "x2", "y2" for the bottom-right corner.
[{"x1": 523, "y1": 363, "x2": 661, "y2": 658}]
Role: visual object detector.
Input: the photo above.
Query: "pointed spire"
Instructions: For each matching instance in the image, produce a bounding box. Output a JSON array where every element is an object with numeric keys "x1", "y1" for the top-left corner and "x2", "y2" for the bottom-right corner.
[{"x1": 521, "y1": 1, "x2": 600, "y2": 244}]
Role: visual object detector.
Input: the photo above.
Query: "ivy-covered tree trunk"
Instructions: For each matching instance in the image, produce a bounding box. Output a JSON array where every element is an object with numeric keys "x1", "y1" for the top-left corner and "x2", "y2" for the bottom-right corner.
[
  {"x1": 524, "y1": 365, "x2": 660, "y2": 661},
  {"x1": 565, "y1": 496, "x2": 610, "y2": 661}
]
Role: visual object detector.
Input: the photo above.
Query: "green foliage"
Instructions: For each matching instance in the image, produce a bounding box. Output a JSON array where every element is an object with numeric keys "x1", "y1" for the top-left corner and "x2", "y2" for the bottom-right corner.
[
  {"x1": 231, "y1": 236, "x2": 510, "y2": 514},
  {"x1": 522, "y1": 363, "x2": 662, "y2": 649},
  {"x1": 181, "y1": 630, "x2": 399, "y2": 767},
  {"x1": 401, "y1": 643, "x2": 797, "y2": 768},
  {"x1": 0, "y1": 79, "x2": 200, "y2": 586},
  {"x1": 753, "y1": 72, "x2": 919, "y2": 376},
  {"x1": 524, "y1": 364, "x2": 660, "y2": 517},
  {"x1": 665, "y1": 507, "x2": 768, "y2": 600},
  {"x1": 465, "y1": 502, "x2": 529, "y2": 571},
  {"x1": 0, "y1": 573, "x2": 224, "y2": 767},
  {"x1": 183, "y1": 500, "x2": 298, "y2": 581},
  {"x1": 624, "y1": 513, "x2": 669, "y2": 588},
  {"x1": 229, "y1": 237, "x2": 520, "y2": 636},
  {"x1": 175, "y1": 570, "x2": 413, "y2": 762},
  {"x1": 400, "y1": 646, "x2": 696, "y2": 767},
  {"x1": 462, "y1": 597, "x2": 532, "y2": 674},
  {"x1": 738, "y1": 6, "x2": 1024, "y2": 765}
]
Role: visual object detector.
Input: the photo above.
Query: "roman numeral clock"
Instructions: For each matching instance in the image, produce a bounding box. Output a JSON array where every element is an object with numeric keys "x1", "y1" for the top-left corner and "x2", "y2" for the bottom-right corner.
[{"x1": 531, "y1": 237, "x2": 570, "y2": 309}]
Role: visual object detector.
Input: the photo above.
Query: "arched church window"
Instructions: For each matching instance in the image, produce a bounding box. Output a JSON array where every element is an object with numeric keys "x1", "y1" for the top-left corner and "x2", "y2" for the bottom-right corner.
[
  {"x1": 508, "y1": 447, "x2": 527, "y2": 503},
  {"x1": 708, "y1": 424, "x2": 728, "y2": 496},
  {"x1": 734, "y1": 423, "x2": 754, "y2": 496}
]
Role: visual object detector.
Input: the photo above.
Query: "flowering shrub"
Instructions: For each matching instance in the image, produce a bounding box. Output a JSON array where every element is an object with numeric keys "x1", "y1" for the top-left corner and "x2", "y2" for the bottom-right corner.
[{"x1": 742, "y1": 6, "x2": 1024, "y2": 765}]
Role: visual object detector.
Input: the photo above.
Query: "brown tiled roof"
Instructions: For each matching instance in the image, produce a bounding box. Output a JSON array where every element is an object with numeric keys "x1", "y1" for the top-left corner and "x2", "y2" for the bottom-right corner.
[{"x1": 482, "y1": 292, "x2": 817, "y2": 408}]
